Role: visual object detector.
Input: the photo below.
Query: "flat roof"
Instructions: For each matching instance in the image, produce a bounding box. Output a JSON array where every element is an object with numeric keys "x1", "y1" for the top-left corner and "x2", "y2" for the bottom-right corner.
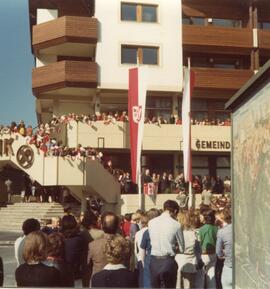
[{"x1": 226, "y1": 59, "x2": 270, "y2": 111}]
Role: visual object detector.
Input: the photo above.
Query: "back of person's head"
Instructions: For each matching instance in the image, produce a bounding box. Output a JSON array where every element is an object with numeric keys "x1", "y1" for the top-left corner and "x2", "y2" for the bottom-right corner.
[
  {"x1": 22, "y1": 218, "x2": 40, "y2": 236},
  {"x1": 101, "y1": 212, "x2": 119, "y2": 234},
  {"x1": 216, "y1": 208, "x2": 232, "y2": 224},
  {"x1": 178, "y1": 210, "x2": 197, "y2": 230},
  {"x1": 23, "y1": 231, "x2": 47, "y2": 264},
  {"x1": 105, "y1": 234, "x2": 130, "y2": 265},
  {"x1": 81, "y1": 210, "x2": 97, "y2": 229},
  {"x1": 147, "y1": 208, "x2": 160, "y2": 221},
  {"x1": 124, "y1": 213, "x2": 131, "y2": 222},
  {"x1": 140, "y1": 214, "x2": 149, "y2": 228},
  {"x1": 60, "y1": 215, "x2": 78, "y2": 238},
  {"x1": 63, "y1": 205, "x2": 72, "y2": 215},
  {"x1": 199, "y1": 204, "x2": 211, "y2": 214},
  {"x1": 136, "y1": 209, "x2": 144, "y2": 216},
  {"x1": 47, "y1": 232, "x2": 65, "y2": 258},
  {"x1": 163, "y1": 200, "x2": 179, "y2": 215},
  {"x1": 131, "y1": 213, "x2": 140, "y2": 223},
  {"x1": 203, "y1": 209, "x2": 216, "y2": 225}
]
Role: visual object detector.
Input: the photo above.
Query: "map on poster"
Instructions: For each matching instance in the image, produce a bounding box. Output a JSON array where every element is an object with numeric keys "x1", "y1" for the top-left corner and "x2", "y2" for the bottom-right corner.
[{"x1": 233, "y1": 81, "x2": 270, "y2": 289}]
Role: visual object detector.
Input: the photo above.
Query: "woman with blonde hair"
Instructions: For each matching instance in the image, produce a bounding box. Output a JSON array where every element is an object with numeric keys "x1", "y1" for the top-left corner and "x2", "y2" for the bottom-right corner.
[
  {"x1": 91, "y1": 235, "x2": 137, "y2": 288},
  {"x1": 15, "y1": 231, "x2": 60, "y2": 287},
  {"x1": 175, "y1": 210, "x2": 203, "y2": 289}
]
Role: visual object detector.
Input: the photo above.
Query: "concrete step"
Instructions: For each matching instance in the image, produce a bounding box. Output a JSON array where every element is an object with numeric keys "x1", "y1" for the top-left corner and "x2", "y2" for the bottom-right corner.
[{"x1": 0, "y1": 202, "x2": 80, "y2": 232}]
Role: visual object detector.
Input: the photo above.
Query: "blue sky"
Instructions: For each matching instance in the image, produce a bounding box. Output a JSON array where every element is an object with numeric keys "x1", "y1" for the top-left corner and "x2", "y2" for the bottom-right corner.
[{"x1": 0, "y1": 0, "x2": 36, "y2": 126}]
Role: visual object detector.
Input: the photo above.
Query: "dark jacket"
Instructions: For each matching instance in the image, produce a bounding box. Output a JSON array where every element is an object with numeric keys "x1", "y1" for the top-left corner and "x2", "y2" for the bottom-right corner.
[
  {"x1": 15, "y1": 263, "x2": 60, "y2": 287},
  {"x1": 64, "y1": 233, "x2": 84, "y2": 279},
  {"x1": 0, "y1": 257, "x2": 3, "y2": 287},
  {"x1": 92, "y1": 268, "x2": 138, "y2": 288}
]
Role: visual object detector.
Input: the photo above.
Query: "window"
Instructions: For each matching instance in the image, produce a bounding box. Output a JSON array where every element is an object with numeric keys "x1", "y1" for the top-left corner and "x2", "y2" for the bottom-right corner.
[
  {"x1": 121, "y1": 3, "x2": 137, "y2": 21},
  {"x1": 142, "y1": 5, "x2": 157, "y2": 22},
  {"x1": 121, "y1": 45, "x2": 159, "y2": 65},
  {"x1": 182, "y1": 16, "x2": 205, "y2": 26},
  {"x1": 146, "y1": 97, "x2": 172, "y2": 120},
  {"x1": 259, "y1": 22, "x2": 270, "y2": 29},
  {"x1": 211, "y1": 18, "x2": 242, "y2": 28},
  {"x1": 184, "y1": 54, "x2": 250, "y2": 70},
  {"x1": 121, "y1": 3, "x2": 157, "y2": 23},
  {"x1": 121, "y1": 46, "x2": 137, "y2": 64}
]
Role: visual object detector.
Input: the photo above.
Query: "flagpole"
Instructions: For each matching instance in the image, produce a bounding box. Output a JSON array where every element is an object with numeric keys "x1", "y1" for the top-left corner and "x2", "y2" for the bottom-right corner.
[
  {"x1": 187, "y1": 57, "x2": 193, "y2": 209},
  {"x1": 137, "y1": 57, "x2": 143, "y2": 210}
]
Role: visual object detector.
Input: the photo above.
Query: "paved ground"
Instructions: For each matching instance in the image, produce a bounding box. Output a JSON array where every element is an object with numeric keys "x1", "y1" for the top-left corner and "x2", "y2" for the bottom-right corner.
[
  {"x1": 0, "y1": 245, "x2": 17, "y2": 287},
  {"x1": 0, "y1": 232, "x2": 21, "y2": 287},
  {"x1": 0, "y1": 231, "x2": 83, "y2": 287}
]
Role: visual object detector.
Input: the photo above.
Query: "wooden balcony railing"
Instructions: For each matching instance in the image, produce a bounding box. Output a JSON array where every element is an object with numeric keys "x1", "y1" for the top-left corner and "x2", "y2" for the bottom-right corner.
[{"x1": 32, "y1": 60, "x2": 97, "y2": 95}]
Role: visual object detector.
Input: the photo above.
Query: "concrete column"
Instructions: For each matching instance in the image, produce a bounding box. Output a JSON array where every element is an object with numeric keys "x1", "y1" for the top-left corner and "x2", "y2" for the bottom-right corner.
[
  {"x1": 172, "y1": 94, "x2": 179, "y2": 116},
  {"x1": 81, "y1": 191, "x2": 87, "y2": 213},
  {"x1": 94, "y1": 91, "x2": 101, "y2": 115},
  {"x1": 173, "y1": 152, "x2": 180, "y2": 176}
]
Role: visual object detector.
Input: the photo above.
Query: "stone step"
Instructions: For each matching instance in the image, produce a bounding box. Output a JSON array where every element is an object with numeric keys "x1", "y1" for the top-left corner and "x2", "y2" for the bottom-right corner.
[
  {"x1": 0, "y1": 202, "x2": 81, "y2": 233},
  {"x1": 0, "y1": 209, "x2": 64, "y2": 216}
]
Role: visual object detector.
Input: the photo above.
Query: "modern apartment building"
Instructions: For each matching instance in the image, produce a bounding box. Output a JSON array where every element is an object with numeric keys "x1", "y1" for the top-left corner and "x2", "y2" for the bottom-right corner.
[{"x1": 28, "y1": 0, "x2": 270, "y2": 179}]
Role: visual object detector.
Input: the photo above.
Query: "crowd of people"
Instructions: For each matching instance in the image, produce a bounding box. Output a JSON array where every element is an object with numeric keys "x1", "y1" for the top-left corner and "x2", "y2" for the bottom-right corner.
[
  {"x1": 144, "y1": 115, "x2": 231, "y2": 126},
  {"x1": 119, "y1": 169, "x2": 231, "y2": 196},
  {"x1": 0, "y1": 111, "x2": 231, "y2": 139},
  {"x1": 8, "y1": 196, "x2": 232, "y2": 289}
]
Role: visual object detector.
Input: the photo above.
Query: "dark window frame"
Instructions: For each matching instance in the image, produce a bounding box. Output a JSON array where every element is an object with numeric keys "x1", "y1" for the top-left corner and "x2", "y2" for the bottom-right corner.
[
  {"x1": 121, "y1": 2, "x2": 158, "y2": 23},
  {"x1": 121, "y1": 45, "x2": 159, "y2": 65}
]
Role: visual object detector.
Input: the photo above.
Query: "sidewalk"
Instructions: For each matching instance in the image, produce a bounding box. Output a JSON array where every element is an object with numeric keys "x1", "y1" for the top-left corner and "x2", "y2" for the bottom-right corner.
[{"x1": 0, "y1": 232, "x2": 21, "y2": 246}]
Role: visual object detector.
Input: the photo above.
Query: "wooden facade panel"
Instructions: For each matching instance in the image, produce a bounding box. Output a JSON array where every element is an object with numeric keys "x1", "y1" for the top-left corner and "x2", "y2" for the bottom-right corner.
[
  {"x1": 65, "y1": 17, "x2": 97, "y2": 43},
  {"x1": 182, "y1": 0, "x2": 247, "y2": 19},
  {"x1": 65, "y1": 61, "x2": 97, "y2": 86},
  {"x1": 183, "y1": 25, "x2": 253, "y2": 49},
  {"x1": 193, "y1": 68, "x2": 254, "y2": 90},
  {"x1": 258, "y1": 29, "x2": 270, "y2": 50},
  {"x1": 32, "y1": 61, "x2": 97, "y2": 95},
  {"x1": 32, "y1": 17, "x2": 66, "y2": 46},
  {"x1": 32, "y1": 16, "x2": 97, "y2": 52}
]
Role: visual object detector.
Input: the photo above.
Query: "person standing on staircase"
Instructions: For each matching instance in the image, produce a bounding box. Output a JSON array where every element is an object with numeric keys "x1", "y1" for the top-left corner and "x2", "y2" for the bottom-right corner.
[{"x1": 4, "y1": 178, "x2": 12, "y2": 204}]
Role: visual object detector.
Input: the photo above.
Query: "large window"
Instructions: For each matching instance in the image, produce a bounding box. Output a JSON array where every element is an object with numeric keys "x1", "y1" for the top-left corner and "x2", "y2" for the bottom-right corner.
[
  {"x1": 210, "y1": 18, "x2": 242, "y2": 28},
  {"x1": 121, "y1": 45, "x2": 159, "y2": 65},
  {"x1": 182, "y1": 16, "x2": 205, "y2": 26},
  {"x1": 121, "y1": 3, "x2": 157, "y2": 22},
  {"x1": 184, "y1": 54, "x2": 250, "y2": 70},
  {"x1": 190, "y1": 100, "x2": 230, "y2": 125},
  {"x1": 146, "y1": 97, "x2": 172, "y2": 121},
  {"x1": 183, "y1": 15, "x2": 242, "y2": 28},
  {"x1": 259, "y1": 22, "x2": 270, "y2": 29}
]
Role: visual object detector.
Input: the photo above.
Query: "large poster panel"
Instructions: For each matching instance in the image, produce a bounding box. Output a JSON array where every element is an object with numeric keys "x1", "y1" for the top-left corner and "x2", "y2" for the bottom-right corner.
[{"x1": 233, "y1": 82, "x2": 270, "y2": 289}]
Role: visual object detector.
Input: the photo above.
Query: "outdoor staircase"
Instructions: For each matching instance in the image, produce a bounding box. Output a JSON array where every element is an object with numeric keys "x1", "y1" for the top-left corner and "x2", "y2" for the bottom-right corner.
[
  {"x1": 0, "y1": 133, "x2": 120, "y2": 208},
  {"x1": 0, "y1": 202, "x2": 80, "y2": 232}
]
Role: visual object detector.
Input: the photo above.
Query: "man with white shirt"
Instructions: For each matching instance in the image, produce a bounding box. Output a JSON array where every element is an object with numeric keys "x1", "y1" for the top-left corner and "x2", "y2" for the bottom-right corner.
[
  {"x1": 134, "y1": 214, "x2": 149, "y2": 287},
  {"x1": 148, "y1": 200, "x2": 185, "y2": 288},
  {"x1": 14, "y1": 218, "x2": 40, "y2": 266}
]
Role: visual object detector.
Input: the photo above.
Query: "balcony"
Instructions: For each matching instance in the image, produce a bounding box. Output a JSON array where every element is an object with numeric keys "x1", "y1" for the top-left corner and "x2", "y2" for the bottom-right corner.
[
  {"x1": 183, "y1": 25, "x2": 253, "y2": 54},
  {"x1": 192, "y1": 67, "x2": 254, "y2": 90},
  {"x1": 258, "y1": 29, "x2": 270, "y2": 53},
  {"x1": 63, "y1": 121, "x2": 231, "y2": 152},
  {"x1": 32, "y1": 60, "x2": 97, "y2": 96},
  {"x1": 32, "y1": 16, "x2": 98, "y2": 57}
]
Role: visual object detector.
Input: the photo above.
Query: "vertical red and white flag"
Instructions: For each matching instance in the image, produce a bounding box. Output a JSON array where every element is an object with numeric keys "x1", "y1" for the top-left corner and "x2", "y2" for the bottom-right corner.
[
  {"x1": 128, "y1": 67, "x2": 147, "y2": 185},
  {"x1": 182, "y1": 67, "x2": 195, "y2": 182}
]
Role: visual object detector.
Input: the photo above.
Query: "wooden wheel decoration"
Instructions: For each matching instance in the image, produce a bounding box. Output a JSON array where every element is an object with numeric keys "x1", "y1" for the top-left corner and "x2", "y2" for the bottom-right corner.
[{"x1": 16, "y1": 145, "x2": 34, "y2": 169}]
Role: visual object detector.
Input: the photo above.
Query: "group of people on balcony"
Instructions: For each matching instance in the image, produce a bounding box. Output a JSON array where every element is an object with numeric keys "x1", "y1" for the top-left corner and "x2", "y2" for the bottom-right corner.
[{"x1": 0, "y1": 112, "x2": 231, "y2": 140}]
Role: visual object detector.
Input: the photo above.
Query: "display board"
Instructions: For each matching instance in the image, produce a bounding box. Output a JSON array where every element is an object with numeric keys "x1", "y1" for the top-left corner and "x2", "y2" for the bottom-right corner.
[{"x1": 232, "y1": 81, "x2": 270, "y2": 289}]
